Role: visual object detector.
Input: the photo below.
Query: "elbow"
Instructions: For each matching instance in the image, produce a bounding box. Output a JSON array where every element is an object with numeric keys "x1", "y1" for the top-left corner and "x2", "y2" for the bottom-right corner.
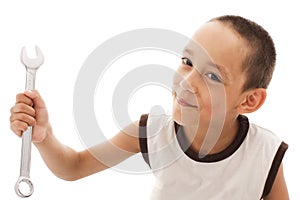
[
  {"x1": 62, "y1": 176, "x2": 80, "y2": 182},
  {"x1": 53, "y1": 152, "x2": 83, "y2": 181},
  {"x1": 55, "y1": 173, "x2": 81, "y2": 181},
  {"x1": 50, "y1": 166, "x2": 82, "y2": 181}
]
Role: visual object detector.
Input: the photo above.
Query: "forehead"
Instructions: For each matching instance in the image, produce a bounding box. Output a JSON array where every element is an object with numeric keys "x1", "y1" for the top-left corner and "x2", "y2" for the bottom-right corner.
[{"x1": 191, "y1": 21, "x2": 249, "y2": 77}]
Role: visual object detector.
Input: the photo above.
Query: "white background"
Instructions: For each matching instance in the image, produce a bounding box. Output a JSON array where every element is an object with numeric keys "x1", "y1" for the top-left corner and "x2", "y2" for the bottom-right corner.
[{"x1": 0, "y1": 0, "x2": 299, "y2": 199}]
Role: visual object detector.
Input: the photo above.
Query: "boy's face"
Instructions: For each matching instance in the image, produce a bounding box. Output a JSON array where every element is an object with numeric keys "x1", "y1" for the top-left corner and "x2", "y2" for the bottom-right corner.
[{"x1": 173, "y1": 21, "x2": 249, "y2": 126}]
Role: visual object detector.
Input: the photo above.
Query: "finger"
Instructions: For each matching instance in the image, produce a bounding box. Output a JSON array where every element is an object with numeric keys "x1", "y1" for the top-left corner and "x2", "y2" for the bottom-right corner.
[
  {"x1": 10, "y1": 103, "x2": 35, "y2": 116},
  {"x1": 24, "y1": 90, "x2": 46, "y2": 109},
  {"x1": 16, "y1": 93, "x2": 33, "y2": 106},
  {"x1": 10, "y1": 113, "x2": 36, "y2": 126},
  {"x1": 10, "y1": 121, "x2": 29, "y2": 136}
]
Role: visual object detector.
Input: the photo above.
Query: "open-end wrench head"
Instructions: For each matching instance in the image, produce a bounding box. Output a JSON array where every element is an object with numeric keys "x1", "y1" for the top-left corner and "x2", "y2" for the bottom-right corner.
[{"x1": 21, "y1": 46, "x2": 44, "y2": 69}]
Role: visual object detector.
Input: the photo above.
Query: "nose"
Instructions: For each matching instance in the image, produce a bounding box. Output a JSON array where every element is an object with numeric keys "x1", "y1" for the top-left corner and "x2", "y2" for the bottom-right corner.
[{"x1": 179, "y1": 69, "x2": 200, "y2": 93}]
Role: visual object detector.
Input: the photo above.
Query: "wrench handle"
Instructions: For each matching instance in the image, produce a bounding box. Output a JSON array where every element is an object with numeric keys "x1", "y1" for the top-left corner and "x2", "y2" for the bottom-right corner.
[
  {"x1": 20, "y1": 127, "x2": 32, "y2": 177},
  {"x1": 19, "y1": 68, "x2": 36, "y2": 177},
  {"x1": 15, "y1": 69, "x2": 36, "y2": 198},
  {"x1": 26, "y1": 69, "x2": 36, "y2": 90}
]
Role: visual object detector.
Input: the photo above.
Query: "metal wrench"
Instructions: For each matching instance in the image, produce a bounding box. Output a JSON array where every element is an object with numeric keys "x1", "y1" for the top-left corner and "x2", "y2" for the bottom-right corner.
[{"x1": 15, "y1": 46, "x2": 44, "y2": 198}]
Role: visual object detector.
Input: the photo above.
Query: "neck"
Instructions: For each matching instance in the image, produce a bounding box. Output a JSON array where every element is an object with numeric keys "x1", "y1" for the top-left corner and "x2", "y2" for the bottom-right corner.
[{"x1": 183, "y1": 115, "x2": 239, "y2": 155}]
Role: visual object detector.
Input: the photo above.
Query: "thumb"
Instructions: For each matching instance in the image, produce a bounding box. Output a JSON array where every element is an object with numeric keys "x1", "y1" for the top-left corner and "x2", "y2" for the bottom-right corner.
[{"x1": 24, "y1": 90, "x2": 46, "y2": 109}]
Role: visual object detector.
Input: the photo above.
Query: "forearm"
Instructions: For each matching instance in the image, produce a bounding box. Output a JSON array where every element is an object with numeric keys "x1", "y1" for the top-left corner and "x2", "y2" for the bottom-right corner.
[
  {"x1": 34, "y1": 124, "x2": 81, "y2": 181},
  {"x1": 33, "y1": 122, "x2": 140, "y2": 181}
]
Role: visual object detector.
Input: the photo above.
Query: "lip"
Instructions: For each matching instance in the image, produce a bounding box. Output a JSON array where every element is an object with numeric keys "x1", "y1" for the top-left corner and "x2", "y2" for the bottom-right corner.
[{"x1": 176, "y1": 96, "x2": 198, "y2": 108}]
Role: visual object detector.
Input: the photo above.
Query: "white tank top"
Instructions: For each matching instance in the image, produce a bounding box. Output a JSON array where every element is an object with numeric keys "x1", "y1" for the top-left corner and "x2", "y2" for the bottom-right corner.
[{"x1": 139, "y1": 114, "x2": 288, "y2": 200}]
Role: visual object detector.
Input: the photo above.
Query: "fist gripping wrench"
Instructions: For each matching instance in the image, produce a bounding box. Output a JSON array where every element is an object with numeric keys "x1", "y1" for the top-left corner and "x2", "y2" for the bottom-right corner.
[{"x1": 15, "y1": 46, "x2": 44, "y2": 198}]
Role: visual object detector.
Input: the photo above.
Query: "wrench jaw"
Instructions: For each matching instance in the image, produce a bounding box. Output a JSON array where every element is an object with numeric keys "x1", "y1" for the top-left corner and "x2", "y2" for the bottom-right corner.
[
  {"x1": 15, "y1": 176, "x2": 34, "y2": 198},
  {"x1": 21, "y1": 46, "x2": 44, "y2": 69}
]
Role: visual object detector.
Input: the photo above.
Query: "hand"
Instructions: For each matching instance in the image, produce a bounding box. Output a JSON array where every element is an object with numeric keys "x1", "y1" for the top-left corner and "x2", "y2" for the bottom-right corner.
[{"x1": 10, "y1": 90, "x2": 49, "y2": 143}]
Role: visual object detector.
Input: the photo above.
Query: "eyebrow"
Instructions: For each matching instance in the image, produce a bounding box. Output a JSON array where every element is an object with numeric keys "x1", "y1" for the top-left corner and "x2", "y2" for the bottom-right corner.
[{"x1": 183, "y1": 48, "x2": 193, "y2": 56}]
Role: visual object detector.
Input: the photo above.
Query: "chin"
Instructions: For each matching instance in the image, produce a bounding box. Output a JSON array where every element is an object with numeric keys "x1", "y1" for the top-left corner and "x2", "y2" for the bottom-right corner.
[{"x1": 172, "y1": 103, "x2": 200, "y2": 127}]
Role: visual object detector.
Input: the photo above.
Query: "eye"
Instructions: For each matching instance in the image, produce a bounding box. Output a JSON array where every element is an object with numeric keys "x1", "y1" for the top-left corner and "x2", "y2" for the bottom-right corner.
[
  {"x1": 206, "y1": 73, "x2": 222, "y2": 83},
  {"x1": 181, "y1": 57, "x2": 193, "y2": 67}
]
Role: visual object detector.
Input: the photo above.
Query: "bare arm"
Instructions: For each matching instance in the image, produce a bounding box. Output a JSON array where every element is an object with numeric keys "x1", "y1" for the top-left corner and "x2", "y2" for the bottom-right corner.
[
  {"x1": 35, "y1": 122, "x2": 140, "y2": 181},
  {"x1": 263, "y1": 164, "x2": 289, "y2": 200},
  {"x1": 10, "y1": 90, "x2": 140, "y2": 181}
]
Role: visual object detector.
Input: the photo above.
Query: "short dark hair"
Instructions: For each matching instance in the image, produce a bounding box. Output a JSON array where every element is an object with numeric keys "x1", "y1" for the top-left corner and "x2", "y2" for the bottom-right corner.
[{"x1": 211, "y1": 15, "x2": 276, "y2": 91}]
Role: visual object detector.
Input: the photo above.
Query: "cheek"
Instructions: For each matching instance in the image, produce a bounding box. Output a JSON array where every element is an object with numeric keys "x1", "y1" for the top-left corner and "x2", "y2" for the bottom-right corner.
[
  {"x1": 194, "y1": 83, "x2": 211, "y2": 109},
  {"x1": 199, "y1": 84, "x2": 227, "y2": 114},
  {"x1": 224, "y1": 89, "x2": 241, "y2": 112},
  {"x1": 208, "y1": 86, "x2": 228, "y2": 120}
]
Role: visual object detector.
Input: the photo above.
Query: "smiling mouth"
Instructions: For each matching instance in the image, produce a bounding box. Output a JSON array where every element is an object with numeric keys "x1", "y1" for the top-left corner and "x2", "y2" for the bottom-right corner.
[{"x1": 176, "y1": 96, "x2": 198, "y2": 108}]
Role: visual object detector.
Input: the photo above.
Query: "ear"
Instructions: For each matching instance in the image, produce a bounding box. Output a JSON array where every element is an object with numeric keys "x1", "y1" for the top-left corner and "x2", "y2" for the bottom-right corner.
[{"x1": 238, "y1": 88, "x2": 267, "y2": 114}]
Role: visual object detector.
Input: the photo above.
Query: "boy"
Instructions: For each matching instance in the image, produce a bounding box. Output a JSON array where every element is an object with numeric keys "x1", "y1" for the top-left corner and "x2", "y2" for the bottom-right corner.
[{"x1": 10, "y1": 15, "x2": 289, "y2": 199}]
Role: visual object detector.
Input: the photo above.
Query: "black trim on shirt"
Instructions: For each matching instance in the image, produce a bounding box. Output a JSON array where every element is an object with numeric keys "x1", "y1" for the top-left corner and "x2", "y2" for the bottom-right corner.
[
  {"x1": 139, "y1": 114, "x2": 150, "y2": 167},
  {"x1": 261, "y1": 141, "x2": 288, "y2": 199},
  {"x1": 175, "y1": 115, "x2": 249, "y2": 162},
  {"x1": 139, "y1": 114, "x2": 249, "y2": 165}
]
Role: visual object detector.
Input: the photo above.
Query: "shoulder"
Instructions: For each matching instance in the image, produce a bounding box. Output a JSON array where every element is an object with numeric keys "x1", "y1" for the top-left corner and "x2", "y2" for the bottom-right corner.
[
  {"x1": 247, "y1": 122, "x2": 283, "y2": 148},
  {"x1": 138, "y1": 113, "x2": 173, "y2": 167},
  {"x1": 139, "y1": 113, "x2": 173, "y2": 144},
  {"x1": 246, "y1": 122, "x2": 288, "y2": 164},
  {"x1": 139, "y1": 113, "x2": 173, "y2": 130},
  {"x1": 246, "y1": 121, "x2": 289, "y2": 199}
]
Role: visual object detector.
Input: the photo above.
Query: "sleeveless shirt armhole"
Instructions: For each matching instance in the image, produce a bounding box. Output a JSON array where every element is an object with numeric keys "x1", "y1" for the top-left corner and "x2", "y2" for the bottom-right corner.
[
  {"x1": 261, "y1": 141, "x2": 288, "y2": 199},
  {"x1": 139, "y1": 114, "x2": 151, "y2": 168}
]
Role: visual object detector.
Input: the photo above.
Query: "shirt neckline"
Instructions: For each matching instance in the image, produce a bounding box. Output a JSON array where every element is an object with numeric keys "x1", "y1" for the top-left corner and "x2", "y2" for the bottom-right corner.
[{"x1": 174, "y1": 115, "x2": 249, "y2": 163}]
